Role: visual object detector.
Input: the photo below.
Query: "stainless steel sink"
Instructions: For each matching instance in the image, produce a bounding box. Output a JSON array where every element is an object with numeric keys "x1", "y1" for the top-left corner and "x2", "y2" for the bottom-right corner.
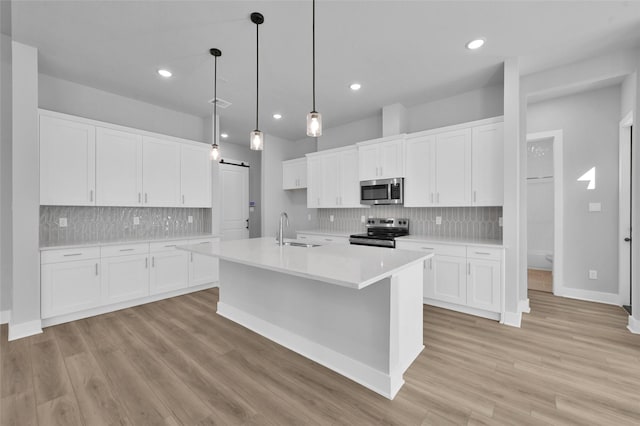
[{"x1": 283, "y1": 241, "x2": 320, "y2": 248}]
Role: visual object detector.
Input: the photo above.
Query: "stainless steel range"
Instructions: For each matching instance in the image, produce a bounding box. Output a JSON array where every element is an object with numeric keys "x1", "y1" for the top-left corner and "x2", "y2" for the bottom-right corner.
[{"x1": 349, "y1": 218, "x2": 409, "y2": 248}]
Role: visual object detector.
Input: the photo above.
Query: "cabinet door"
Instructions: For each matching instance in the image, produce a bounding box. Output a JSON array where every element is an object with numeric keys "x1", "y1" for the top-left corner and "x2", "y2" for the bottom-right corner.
[
  {"x1": 296, "y1": 160, "x2": 307, "y2": 188},
  {"x1": 189, "y1": 250, "x2": 219, "y2": 287},
  {"x1": 338, "y1": 148, "x2": 361, "y2": 207},
  {"x1": 41, "y1": 260, "x2": 101, "y2": 318},
  {"x1": 307, "y1": 156, "x2": 323, "y2": 208},
  {"x1": 472, "y1": 123, "x2": 504, "y2": 206},
  {"x1": 423, "y1": 255, "x2": 436, "y2": 300},
  {"x1": 321, "y1": 154, "x2": 340, "y2": 208},
  {"x1": 149, "y1": 251, "x2": 189, "y2": 295},
  {"x1": 432, "y1": 255, "x2": 467, "y2": 305},
  {"x1": 358, "y1": 144, "x2": 379, "y2": 181},
  {"x1": 435, "y1": 129, "x2": 472, "y2": 206},
  {"x1": 282, "y1": 161, "x2": 298, "y2": 189},
  {"x1": 101, "y1": 254, "x2": 149, "y2": 304},
  {"x1": 142, "y1": 136, "x2": 181, "y2": 207},
  {"x1": 95, "y1": 127, "x2": 143, "y2": 206},
  {"x1": 404, "y1": 136, "x2": 436, "y2": 207},
  {"x1": 467, "y1": 259, "x2": 501, "y2": 312},
  {"x1": 40, "y1": 115, "x2": 96, "y2": 205},
  {"x1": 379, "y1": 139, "x2": 404, "y2": 178},
  {"x1": 180, "y1": 144, "x2": 212, "y2": 207}
]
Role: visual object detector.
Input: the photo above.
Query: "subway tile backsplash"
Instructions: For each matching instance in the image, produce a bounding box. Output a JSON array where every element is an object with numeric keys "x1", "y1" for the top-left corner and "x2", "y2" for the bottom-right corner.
[
  {"x1": 316, "y1": 206, "x2": 502, "y2": 240},
  {"x1": 40, "y1": 206, "x2": 212, "y2": 247}
]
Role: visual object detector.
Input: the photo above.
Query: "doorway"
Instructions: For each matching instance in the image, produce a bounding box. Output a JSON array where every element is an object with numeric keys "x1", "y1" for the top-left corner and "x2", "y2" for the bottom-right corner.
[
  {"x1": 220, "y1": 160, "x2": 250, "y2": 241},
  {"x1": 619, "y1": 112, "x2": 633, "y2": 314},
  {"x1": 526, "y1": 131, "x2": 564, "y2": 296}
]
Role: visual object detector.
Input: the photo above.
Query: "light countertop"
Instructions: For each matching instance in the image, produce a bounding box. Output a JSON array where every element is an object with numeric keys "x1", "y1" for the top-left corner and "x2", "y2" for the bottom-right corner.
[
  {"x1": 40, "y1": 233, "x2": 219, "y2": 251},
  {"x1": 396, "y1": 234, "x2": 504, "y2": 248},
  {"x1": 177, "y1": 237, "x2": 430, "y2": 290},
  {"x1": 296, "y1": 229, "x2": 356, "y2": 238}
]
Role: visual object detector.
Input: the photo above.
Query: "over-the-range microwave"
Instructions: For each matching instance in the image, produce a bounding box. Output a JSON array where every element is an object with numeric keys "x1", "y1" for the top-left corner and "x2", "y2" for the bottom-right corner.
[{"x1": 360, "y1": 178, "x2": 404, "y2": 205}]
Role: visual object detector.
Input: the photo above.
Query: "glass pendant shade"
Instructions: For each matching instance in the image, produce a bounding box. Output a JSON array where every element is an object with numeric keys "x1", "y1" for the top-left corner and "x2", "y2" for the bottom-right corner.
[
  {"x1": 250, "y1": 130, "x2": 264, "y2": 151},
  {"x1": 210, "y1": 143, "x2": 220, "y2": 161},
  {"x1": 306, "y1": 111, "x2": 322, "y2": 137}
]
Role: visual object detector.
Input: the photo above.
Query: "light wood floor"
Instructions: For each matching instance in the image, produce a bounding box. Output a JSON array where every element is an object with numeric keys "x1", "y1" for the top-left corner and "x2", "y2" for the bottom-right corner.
[
  {"x1": 528, "y1": 269, "x2": 553, "y2": 293},
  {"x1": 2, "y1": 289, "x2": 639, "y2": 425}
]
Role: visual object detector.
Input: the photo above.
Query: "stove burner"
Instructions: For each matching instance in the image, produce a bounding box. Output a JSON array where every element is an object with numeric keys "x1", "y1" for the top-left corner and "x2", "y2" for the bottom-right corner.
[{"x1": 349, "y1": 218, "x2": 409, "y2": 248}]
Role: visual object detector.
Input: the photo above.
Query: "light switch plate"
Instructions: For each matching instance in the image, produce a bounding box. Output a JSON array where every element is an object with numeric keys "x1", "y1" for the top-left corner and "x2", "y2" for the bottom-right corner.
[
  {"x1": 499, "y1": 217, "x2": 503, "y2": 227},
  {"x1": 589, "y1": 270, "x2": 598, "y2": 279},
  {"x1": 330, "y1": 215, "x2": 334, "y2": 222},
  {"x1": 435, "y1": 216, "x2": 442, "y2": 225},
  {"x1": 133, "y1": 216, "x2": 140, "y2": 225},
  {"x1": 187, "y1": 215, "x2": 193, "y2": 223},
  {"x1": 59, "y1": 218, "x2": 67, "y2": 227},
  {"x1": 588, "y1": 202, "x2": 601, "y2": 212}
]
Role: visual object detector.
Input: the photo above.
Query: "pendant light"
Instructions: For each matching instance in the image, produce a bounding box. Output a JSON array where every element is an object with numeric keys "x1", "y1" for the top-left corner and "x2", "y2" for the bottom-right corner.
[
  {"x1": 210, "y1": 48, "x2": 222, "y2": 161},
  {"x1": 250, "y1": 12, "x2": 264, "y2": 151},
  {"x1": 306, "y1": 0, "x2": 322, "y2": 137}
]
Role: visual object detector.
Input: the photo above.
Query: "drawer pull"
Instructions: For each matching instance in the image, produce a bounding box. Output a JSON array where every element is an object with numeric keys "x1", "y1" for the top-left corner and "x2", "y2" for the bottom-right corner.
[
  {"x1": 119, "y1": 248, "x2": 135, "y2": 252},
  {"x1": 299, "y1": 236, "x2": 307, "y2": 239},
  {"x1": 63, "y1": 253, "x2": 83, "y2": 257},
  {"x1": 325, "y1": 238, "x2": 333, "y2": 241},
  {"x1": 164, "y1": 244, "x2": 176, "y2": 248},
  {"x1": 95, "y1": 263, "x2": 99, "y2": 275},
  {"x1": 421, "y1": 247, "x2": 434, "y2": 250},
  {"x1": 475, "y1": 252, "x2": 491, "y2": 255},
  {"x1": 145, "y1": 257, "x2": 148, "y2": 268},
  {"x1": 152, "y1": 256, "x2": 155, "y2": 267},
  {"x1": 198, "y1": 242, "x2": 209, "y2": 245}
]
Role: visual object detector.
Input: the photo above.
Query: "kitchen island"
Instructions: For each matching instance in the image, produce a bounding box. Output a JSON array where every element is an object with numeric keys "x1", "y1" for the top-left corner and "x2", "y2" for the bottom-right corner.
[{"x1": 178, "y1": 237, "x2": 431, "y2": 399}]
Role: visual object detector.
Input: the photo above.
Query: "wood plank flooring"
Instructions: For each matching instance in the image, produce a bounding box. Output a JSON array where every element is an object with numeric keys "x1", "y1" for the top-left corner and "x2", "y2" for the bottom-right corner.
[
  {"x1": 528, "y1": 269, "x2": 553, "y2": 293},
  {"x1": 2, "y1": 289, "x2": 639, "y2": 425}
]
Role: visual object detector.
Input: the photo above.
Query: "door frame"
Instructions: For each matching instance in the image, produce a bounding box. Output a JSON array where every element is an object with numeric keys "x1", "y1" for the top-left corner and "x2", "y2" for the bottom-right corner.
[
  {"x1": 526, "y1": 130, "x2": 564, "y2": 296},
  {"x1": 619, "y1": 111, "x2": 633, "y2": 306},
  {"x1": 218, "y1": 158, "x2": 250, "y2": 241}
]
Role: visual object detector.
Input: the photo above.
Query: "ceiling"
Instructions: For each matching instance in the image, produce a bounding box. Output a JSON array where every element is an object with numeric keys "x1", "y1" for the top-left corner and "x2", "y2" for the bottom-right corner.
[{"x1": 10, "y1": 1, "x2": 640, "y2": 144}]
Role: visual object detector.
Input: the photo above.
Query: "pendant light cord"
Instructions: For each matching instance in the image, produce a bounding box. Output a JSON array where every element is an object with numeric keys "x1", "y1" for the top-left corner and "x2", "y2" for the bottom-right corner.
[
  {"x1": 213, "y1": 55, "x2": 217, "y2": 144},
  {"x1": 312, "y1": 0, "x2": 316, "y2": 112},
  {"x1": 256, "y1": 20, "x2": 259, "y2": 130}
]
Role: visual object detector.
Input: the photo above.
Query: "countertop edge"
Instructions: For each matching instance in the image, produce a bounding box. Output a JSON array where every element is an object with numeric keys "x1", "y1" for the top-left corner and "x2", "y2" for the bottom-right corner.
[{"x1": 40, "y1": 234, "x2": 220, "y2": 251}]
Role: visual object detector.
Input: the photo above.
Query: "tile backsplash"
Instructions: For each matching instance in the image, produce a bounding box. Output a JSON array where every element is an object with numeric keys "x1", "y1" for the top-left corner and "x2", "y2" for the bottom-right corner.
[
  {"x1": 40, "y1": 206, "x2": 212, "y2": 247},
  {"x1": 316, "y1": 206, "x2": 502, "y2": 240}
]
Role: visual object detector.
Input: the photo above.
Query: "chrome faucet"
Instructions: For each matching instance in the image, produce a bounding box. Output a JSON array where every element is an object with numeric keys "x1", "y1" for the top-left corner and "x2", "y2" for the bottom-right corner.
[{"x1": 277, "y1": 212, "x2": 289, "y2": 246}]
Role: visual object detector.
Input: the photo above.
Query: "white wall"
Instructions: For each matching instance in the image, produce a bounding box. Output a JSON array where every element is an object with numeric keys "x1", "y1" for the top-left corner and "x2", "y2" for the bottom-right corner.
[
  {"x1": 621, "y1": 72, "x2": 636, "y2": 118},
  {"x1": 39, "y1": 74, "x2": 206, "y2": 142},
  {"x1": 261, "y1": 134, "x2": 317, "y2": 239},
  {"x1": 298, "y1": 114, "x2": 382, "y2": 152},
  {"x1": 10, "y1": 41, "x2": 40, "y2": 338},
  {"x1": 528, "y1": 85, "x2": 621, "y2": 294},
  {"x1": 0, "y1": 32, "x2": 12, "y2": 321}
]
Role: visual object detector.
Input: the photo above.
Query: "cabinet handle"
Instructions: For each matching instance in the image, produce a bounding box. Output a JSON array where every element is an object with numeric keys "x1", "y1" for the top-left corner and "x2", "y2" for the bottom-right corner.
[
  {"x1": 299, "y1": 236, "x2": 307, "y2": 239},
  {"x1": 138, "y1": 193, "x2": 142, "y2": 203},
  {"x1": 145, "y1": 193, "x2": 148, "y2": 203},
  {"x1": 165, "y1": 244, "x2": 176, "y2": 248},
  {"x1": 182, "y1": 195, "x2": 185, "y2": 204},
  {"x1": 468, "y1": 262, "x2": 471, "y2": 275},
  {"x1": 430, "y1": 259, "x2": 433, "y2": 270},
  {"x1": 95, "y1": 263, "x2": 99, "y2": 275},
  {"x1": 474, "y1": 251, "x2": 491, "y2": 255},
  {"x1": 421, "y1": 247, "x2": 434, "y2": 250},
  {"x1": 145, "y1": 257, "x2": 148, "y2": 268},
  {"x1": 437, "y1": 193, "x2": 440, "y2": 203},
  {"x1": 152, "y1": 256, "x2": 155, "y2": 267},
  {"x1": 325, "y1": 238, "x2": 333, "y2": 242},
  {"x1": 90, "y1": 190, "x2": 94, "y2": 202},
  {"x1": 119, "y1": 248, "x2": 135, "y2": 252},
  {"x1": 190, "y1": 252, "x2": 193, "y2": 262},
  {"x1": 380, "y1": 166, "x2": 383, "y2": 176},
  {"x1": 430, "y1": 193, "x2": 434, "y2": 203},
  {"x1": 63, "y1": 253, "x2": 82, "y2": 257},
  {"x1": 473, "y1": 191, "x2": 477, "y2": 203}
]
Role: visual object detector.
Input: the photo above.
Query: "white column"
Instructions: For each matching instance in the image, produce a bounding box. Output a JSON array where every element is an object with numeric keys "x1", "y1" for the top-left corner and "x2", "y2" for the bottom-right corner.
[
  {"x1": 631, "y1": 54, "x2": 640, "y2": 333},
  {"x1": 10, "y1": 41, "x2": 41, "y2": 340}
]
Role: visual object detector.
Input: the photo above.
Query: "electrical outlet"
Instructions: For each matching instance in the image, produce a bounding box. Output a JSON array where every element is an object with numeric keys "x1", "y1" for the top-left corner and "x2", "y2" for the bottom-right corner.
[
  {"x1": 133, "y1": 216, "x2": 140, "y2": 225},
  {"x1": 361, "y1": 215, "x2": 365, "y2": 223},
  {"x1": 435, "y1": 216, "x2": 442, "y2": 225},
  {"x1": 589, "y1": 270, "x2": 598, "y2": 280},
  {"x1": 308, "y1": 213, "x2": 311, "y2": 221},
  {"x1": 499, "y1": 217, "x2": 503, "y2": 227},
  {"x1": 188, "y1": 215, "x2": 193, "y2": 224},
  {"x1": 330, "y1": 215, "x2": 334, "y2": 222},
  {"x1": 59, "y1": 218, "x2": 67, "y2": 227},
  {"x1": 588, "y1": 202, "x2": 601, "y2": 212}
]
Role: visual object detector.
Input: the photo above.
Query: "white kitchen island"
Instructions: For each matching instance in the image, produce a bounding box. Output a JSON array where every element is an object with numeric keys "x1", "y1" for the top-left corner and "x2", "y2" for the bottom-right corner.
[{"x1": 178, "y1": 237, "x2": 431, "y2": 399}]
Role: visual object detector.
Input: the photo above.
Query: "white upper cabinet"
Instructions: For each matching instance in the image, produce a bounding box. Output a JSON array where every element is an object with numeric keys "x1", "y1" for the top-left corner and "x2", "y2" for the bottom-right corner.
[
  {"x1": 95, "y1": 127, "x2": 143, "y2": 206},
  {"x1": 435, "y1": 129, "x2": 472, "y2": 206},
  {"x1": 472, "y1": 123, "x2": 504, "y2": 206},
  {"x1": 358, "y1": 137, "x2": 405, "y2": 181},
  {"x1": 307, "y1": 147, "x2": 363, "y2": 208},
  {"x1": 180, "y1": 144, "x2": 212, "y2": 207},
  {"x1": 404, "y1": 135, "x2": 436, "y2": 207},
  {"x1": 142, "y1": 136, "x2": 181, "y2": 207},
  {"x1": 40, "y1": 115, "x2": 96, "y2": 205},
  {"x1": 282, "y1": 158, "x2": 307, "y2": 190}
]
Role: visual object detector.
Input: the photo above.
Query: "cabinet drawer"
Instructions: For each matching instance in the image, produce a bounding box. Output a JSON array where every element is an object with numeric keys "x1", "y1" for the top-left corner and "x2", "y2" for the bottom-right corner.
[
  {"x1": 466, "y1": 246, "x2": 503, "y2": 261},
  {"x1": 101, "y1": 243, "x2": 149, "y2": 258},
  {"x1": 41, "y1": 247, "x2": 100, "y2": 264},
  {"x1": 150, "y1": 240, "x2": 189, "y2": 253},
  {"x1": 397, "y1": 241, "x2": 466, "y2": 257}
]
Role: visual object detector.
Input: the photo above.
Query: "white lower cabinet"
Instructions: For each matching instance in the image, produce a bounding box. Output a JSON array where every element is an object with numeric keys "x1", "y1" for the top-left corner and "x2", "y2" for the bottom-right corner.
[
  {"x1": 396, "y1": 240, "x2": 503, "y2": 319},
  {"x1": 101, "y1": 253, "x2": 149, "y2": 304},
  {"x1": 188, "y1": 238, "x2": 220, "y2": 287},
  {"x1": 149, "y1": 241, "x2": 190, "y2": 295}
]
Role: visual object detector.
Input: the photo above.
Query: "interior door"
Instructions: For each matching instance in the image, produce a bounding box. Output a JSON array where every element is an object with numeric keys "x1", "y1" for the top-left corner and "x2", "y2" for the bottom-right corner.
[{"x1": 220, "y1": 163, "x2": 249, "y2": 241}]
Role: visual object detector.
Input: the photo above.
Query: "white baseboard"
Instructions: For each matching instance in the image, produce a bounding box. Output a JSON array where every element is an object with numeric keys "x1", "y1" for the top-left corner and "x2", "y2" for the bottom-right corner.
[
  {"x1": 218, "y1": 301, "x2": 404, "y2": 400},
  {"x1": 555, "y1": 287, "x2": 620, "y2": 306},
  {"x1": 628, "y1": 315, "x2": 640, "y2": 334},
  {"x1": 518, "y1": 298, "x2": 531, "y2": 314},
  {"x1": 501, "y1": 310, "x2": 522, "y2": 328},
  {"x1": 423, "y1": 298, "x2": 501, "y2": 321},
  {"x1": 42, "y1": 282, "x2": 217, "y2": 328},
  {"x1": 1, "y1": 309, "x2": 10, "y2": 324},
  {"x1": 8, "y1": 319, "x2": 42, "y2": 341}
]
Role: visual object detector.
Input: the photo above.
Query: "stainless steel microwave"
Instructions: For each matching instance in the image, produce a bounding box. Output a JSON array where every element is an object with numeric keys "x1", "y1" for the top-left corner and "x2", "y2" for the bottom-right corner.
[{"x1": 360, "y1": 178, "x2": 404, "y2": 205}]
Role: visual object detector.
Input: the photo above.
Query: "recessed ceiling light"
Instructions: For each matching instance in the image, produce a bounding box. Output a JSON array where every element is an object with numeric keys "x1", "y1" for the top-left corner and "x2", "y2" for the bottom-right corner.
[
  {"x1": 466, "y1": 38, "x2": 485, "y2": 50},
  {"x1": 273, "y1": 113, "x2": 282, "y2": 120},
  {"x1": 220, "y1": 133, "x2": 228, "y2": 138},
  {"x1": 350, "y1": 83, "x2": 361, "y2": 91},
  {"x1": 157, "y1": 69, "x2": 172, "y2": 78}
]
